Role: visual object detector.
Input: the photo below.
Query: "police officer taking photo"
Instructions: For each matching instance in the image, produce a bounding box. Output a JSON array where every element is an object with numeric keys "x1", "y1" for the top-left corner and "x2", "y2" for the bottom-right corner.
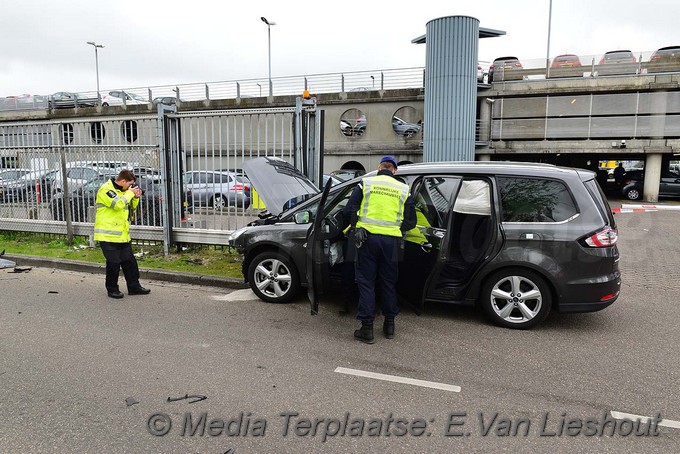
[
  {"x1": 343, "y1": 156, "x2": 416, "y2": 344},
  {"x1": 94, "y1": 169, "x2": 151, "y2": 299}
]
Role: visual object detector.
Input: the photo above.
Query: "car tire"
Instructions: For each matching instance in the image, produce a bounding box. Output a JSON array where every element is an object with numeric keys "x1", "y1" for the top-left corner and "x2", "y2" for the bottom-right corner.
[
  {"x1": 211, "y1": 194, "x2": 228, "y2": 209},
  {"x1": 248, "y1": 251, "x2": 300, "y2": 304},
  {"x1": 624, "y1": 187, "x2": 642, "y2": 200},
  {"x1": 480, "y1": 268, "x2": 552, "y2": 329}
]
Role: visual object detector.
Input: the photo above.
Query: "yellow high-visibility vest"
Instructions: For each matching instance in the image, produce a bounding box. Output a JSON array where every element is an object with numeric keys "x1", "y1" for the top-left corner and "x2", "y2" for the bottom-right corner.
[
  {"x1": 355, "y1": 175, "x2": 409, "y2": 237},
  {"x1": 93, "y1": 179, "x2": 139, "y2": 243}
]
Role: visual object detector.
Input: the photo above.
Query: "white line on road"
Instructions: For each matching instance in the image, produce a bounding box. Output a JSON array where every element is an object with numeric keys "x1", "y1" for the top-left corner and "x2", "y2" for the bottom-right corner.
[
  {"x1": 611, "y1": 411, "x2": 680, "y2": 429},
  {"x1": 335, "y1": 367, "x2": 461, "y2": 392},
  {"x1": 622, "y1": 203, "x2": 680, "y2": 211},
  {"x1": 211, "y1": 289, "x2": 257, "y2": 301}
]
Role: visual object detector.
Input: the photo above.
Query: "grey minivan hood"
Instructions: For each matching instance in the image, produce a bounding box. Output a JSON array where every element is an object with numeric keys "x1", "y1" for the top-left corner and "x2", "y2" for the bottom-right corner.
[{"x1": 242, "y1": 157, "x2": 319, "y2": 216}]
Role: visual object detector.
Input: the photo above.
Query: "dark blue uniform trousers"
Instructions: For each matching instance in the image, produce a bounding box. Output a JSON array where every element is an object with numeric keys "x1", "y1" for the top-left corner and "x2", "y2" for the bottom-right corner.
[{"x1": 356, "y1": 233, "x2": 400, "y2": 322}]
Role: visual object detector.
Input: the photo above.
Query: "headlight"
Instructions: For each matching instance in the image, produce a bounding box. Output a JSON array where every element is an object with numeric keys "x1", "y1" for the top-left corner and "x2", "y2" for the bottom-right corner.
[{"x1": 228, "y1": 227, "x2": 249, "y2": 243}]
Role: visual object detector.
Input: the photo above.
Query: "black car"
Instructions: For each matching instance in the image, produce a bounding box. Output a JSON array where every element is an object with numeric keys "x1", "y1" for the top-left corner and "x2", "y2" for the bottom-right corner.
[
  {"x1": 51, "y1": 175, "x2": 164, "y2": 225},
  {"x1": 621, "y1": 168, "x2": 680, "y2": 200},
  {"x1": 229, "y1": 157, "x2": 621, "y2": 329}
]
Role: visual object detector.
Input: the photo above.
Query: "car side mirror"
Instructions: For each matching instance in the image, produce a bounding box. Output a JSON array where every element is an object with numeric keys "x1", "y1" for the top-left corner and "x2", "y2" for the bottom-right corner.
[{"x1": 294, "y1": 211, "x2": 311, "y2": 224}]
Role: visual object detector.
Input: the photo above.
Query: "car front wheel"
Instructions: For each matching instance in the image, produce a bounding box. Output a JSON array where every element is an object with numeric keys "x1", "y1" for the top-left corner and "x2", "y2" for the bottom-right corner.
[
  {"x1": 480, "y1": 268, "x2": 551, "y2": 329},
  {"x1": 248, "y1": 252, "x2": 300, "y2": 303}
]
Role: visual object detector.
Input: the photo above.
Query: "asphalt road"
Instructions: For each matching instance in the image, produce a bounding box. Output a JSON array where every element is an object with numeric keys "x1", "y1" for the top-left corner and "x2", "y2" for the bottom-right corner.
[{"x1": 1, "y1": 209, "x2": 679, "y2": 453}]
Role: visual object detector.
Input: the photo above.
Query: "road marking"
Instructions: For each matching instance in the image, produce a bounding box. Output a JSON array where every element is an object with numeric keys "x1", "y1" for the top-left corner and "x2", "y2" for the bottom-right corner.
[
  {"x1": 611, "y1": 411, "x2": 680, "y2": 429},
  {"x1": 211, "y1": 289, "x2": 257, "y2": 301},
  {"x1": 335, "y1": 367, "x2": 461, "y2": 392}
]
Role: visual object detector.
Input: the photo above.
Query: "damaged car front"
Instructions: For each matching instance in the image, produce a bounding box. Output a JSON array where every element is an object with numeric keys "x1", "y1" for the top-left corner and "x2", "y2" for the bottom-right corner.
[{"x1": 228, "y1": 157, "x2": 343, "y2": 303}]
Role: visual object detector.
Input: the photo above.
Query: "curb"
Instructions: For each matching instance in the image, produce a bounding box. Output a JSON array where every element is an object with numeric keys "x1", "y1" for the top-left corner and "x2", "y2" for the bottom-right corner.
[{"x1": 3, "y1": 253, "x2": 249, "y2": 290}]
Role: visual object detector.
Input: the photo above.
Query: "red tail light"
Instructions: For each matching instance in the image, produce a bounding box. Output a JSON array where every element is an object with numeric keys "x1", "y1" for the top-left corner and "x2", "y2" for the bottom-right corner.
[
  {"x1": 584, "y1": 228, "x2": 618, "y2": 247},
  {"x1": 232, "y1": 183, "x2": 248, "y2": 191}
]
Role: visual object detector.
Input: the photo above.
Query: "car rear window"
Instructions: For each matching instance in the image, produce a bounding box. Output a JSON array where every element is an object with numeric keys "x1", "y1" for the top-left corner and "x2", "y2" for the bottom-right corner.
[
  {"x1": 584, "y1": 178, "x2": 616, "y2": 229},
  {"x1": 497, "y1": 177, "x2": 578, "y2": 222}
]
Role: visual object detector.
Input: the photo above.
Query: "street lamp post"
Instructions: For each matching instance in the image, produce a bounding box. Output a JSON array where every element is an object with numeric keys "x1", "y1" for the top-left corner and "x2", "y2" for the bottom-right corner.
[
  {"x1": 260, "y1": 16, "x2": 276, "y2": 97},
  {"x1": 86, "y1": 41, "x2": 104, "y2": 102},
  {"x1": 545, "y1": 0, "x2": 553, "y2": 79}
]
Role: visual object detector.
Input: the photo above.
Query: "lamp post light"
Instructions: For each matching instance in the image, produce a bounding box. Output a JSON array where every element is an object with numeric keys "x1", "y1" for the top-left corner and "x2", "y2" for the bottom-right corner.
[
  {"x1": 260, "y1": 16, "x2": 276, "y2": 97},
  {"x1": 86, "y1": 41, "x2": 104, "y2": 102},
  {"x1": 256, "y1": 83, "x2": 262, "y2": 97}
]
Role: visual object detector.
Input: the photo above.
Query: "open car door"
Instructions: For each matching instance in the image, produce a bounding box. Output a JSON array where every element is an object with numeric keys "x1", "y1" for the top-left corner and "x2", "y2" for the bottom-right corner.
[{"x1": 306, "y1": 179, "x2": 335, "y2": 315}]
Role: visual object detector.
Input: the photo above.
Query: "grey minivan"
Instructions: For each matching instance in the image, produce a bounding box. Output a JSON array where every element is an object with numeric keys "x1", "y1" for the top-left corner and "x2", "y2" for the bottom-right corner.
[{"x1": 229, "y1": 157, "x2": 620, "y2": 329}]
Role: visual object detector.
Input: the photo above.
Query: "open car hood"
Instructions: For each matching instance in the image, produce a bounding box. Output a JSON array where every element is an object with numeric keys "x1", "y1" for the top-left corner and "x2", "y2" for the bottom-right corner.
[{"x1": 242, "y1": 157, "x2": 320, "y2": 216}]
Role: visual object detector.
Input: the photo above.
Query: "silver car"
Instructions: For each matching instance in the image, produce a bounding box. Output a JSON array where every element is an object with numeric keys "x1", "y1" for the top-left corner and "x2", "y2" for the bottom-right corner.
[{"x1": 183, "y1": 170, "x2": 250, "y2": 209}]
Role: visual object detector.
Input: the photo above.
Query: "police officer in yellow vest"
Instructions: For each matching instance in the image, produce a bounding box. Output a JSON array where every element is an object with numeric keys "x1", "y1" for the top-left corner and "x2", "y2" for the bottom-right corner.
[
  {"x1": 94, "y1": 169, "x2": 151, "y2": 299},
  {"x1": 342, "y1": 156, "x2": 416, "y2": 344}
]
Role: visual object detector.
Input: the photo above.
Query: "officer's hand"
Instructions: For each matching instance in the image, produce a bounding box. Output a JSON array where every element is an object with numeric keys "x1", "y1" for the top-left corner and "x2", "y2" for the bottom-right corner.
[{"x1": 131, "y1": 187, "x2": 142, "y2": 198}]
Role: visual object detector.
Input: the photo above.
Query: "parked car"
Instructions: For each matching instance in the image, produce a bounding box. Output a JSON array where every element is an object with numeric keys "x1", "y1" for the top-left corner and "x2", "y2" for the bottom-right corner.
[
  {"x1": 0, "y1": 168, "x2": 31, "y2": 183},
  {"x1": 599, "y1": 50, "x2": 636, "y2": 64},
  {"x1": 353, "y1": 114, "x2": 367, "y2": 136},
  {"x1": 550, "y1": 54, "x2": 582, "y2": 68},
  {"x1": 49, "y1": 92, "x2": 99, "y2": 109},
  {"x1": 152, "y1": 96, "x2": 183, "y2": 105},
  {"x1": 51, "y1": 175, "x2": 163, "y2": 225},
  {"x1": 101, "y1": 90, "x2": 149, "y2": 107},
  {"x1": 230, "y1": 157, "x2": 620, "y2": 329},
  {"x1": 0, "y1": 168, "x2": 59, "y2": 203},
  {"x1": 183, "y1": 170, "x2": 250, "y2": 209},
  {"x1": 391, "y1": 116, "x2": 421, "y2": 138},
  {"x1": 50, "y1": 166, "x2": 106, "y2": 194},
  {"x1": 647, "y1": 46, "x2": 680, "y2": 73},
  {"x1": 650, "y1": 46, "x2": 680, "y2": 63},
  {"x1": 621, "y1": 168, "x2": 680, "y2": 200},
  {"x1": 339, "y1": 120, "x2": 353, "y2": 136},
  {"x1": 329, "y1": 169, "x2": 366, "y2": 181},
  {"x1": 488, "y1": 57, "x2": 523, "y2": 82}
]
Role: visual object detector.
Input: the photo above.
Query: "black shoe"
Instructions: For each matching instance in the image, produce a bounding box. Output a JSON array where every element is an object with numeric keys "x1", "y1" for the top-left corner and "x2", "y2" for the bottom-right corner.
[
  {"x1": 383, "y1": 317, "x2": 395, "y2": 339},
  {"x1": 108, "y1": 290, "x2": 124, "y2": 299},
  {"x1": 128, "y1": 286, "x2": 151, "y2": 295},
  {"x1": 354, "y1": 322, "x2": 375, "y2": 344}
]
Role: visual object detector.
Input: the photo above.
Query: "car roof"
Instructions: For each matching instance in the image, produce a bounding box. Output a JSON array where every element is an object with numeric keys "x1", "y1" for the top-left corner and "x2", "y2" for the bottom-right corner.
[
  {"x1": 494, "y1": 56, "x2": 519, "y2": 61},
  {"x1": 604, "y1": 50, "x2": 633, "y2": 55},
  {"x1": 656, "y1": 46, "x2": 680, "y2": 52},
  {"x1": 393, "y1": 161, "x2": 586, "y2": 178},
  {"x1": 554, "y1": 54, "x2": 579, "y2": 59}
]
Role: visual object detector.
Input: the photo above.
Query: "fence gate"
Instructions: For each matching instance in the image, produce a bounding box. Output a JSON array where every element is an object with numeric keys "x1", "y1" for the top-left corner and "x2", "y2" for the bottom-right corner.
[
  {"x1": 163, "y1": 101, "x2": 322, "y2": 247},
  {"x1": 0, "y1": 101, "x2": 321, "y2": 251}
]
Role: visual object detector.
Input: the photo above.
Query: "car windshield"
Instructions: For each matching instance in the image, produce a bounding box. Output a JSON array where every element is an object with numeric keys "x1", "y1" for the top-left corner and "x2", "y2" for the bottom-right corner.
[{"x1": 129, "y1": 93, "x2": 146, "y2": 102}]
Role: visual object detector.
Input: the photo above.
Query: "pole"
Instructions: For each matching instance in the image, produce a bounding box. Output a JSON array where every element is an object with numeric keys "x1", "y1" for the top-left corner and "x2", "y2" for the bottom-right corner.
[
  {"x1": 267, "y1": 23, "x2": 272, "y2": 96},
  {"x1": 94, "y1": 46, "x2": 100, "y2": 101},
  {"x1": 546, "y1": 0, "x2": 553, "y2": 79}
]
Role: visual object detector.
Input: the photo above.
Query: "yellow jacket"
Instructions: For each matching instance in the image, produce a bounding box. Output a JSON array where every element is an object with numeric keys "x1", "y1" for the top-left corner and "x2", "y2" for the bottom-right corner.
[{"x1": 93, "y1": 179, "x2": 139, "y2": 243}]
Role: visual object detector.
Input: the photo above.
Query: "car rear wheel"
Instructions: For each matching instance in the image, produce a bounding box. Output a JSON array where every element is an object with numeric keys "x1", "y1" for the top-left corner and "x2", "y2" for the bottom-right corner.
[
  {"x1": 624, "y1": 187, "x2": 642, "y2": 200},
  {"x1": 480, "y1": 268, "x2": 551, "y2": 329},
  {"x1": 248, "y1": 252, "x2": 300, "y2": 303}
]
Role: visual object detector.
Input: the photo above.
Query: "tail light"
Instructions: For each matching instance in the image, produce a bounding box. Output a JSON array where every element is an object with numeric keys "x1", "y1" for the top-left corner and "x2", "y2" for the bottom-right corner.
[
  {"x1": 583, "y1": 228, "x2": 618, "y2": 247},
  {"x1": 232, "y1": 183, "x2": 249, "y2": 191}
]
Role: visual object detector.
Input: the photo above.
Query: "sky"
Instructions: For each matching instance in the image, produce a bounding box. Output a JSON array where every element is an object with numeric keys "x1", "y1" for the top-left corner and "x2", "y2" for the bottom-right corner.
[{"x1": 1, "y1": 0, "x2": 679, "y2": 96}]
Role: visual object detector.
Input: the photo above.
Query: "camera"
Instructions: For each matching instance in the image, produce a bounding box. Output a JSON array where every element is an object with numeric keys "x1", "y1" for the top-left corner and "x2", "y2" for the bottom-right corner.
[{"x1": 130, "y1": 182, "x2": 143, "y2": 195}]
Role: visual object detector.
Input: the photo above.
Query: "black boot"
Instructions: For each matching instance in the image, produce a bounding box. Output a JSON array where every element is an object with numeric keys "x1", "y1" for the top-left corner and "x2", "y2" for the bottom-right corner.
[
  {"x1": 383, "y1": 317, "x2": 395, "y2": 339},
  {"x1": 354, "y1": 322, "x2": 375, "y2": 344}
]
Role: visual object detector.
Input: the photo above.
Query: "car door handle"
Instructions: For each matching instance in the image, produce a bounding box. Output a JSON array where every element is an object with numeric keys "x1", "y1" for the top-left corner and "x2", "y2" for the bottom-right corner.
[{"x1": 420, "y1": 242, "x2": 433, "y2": 253}]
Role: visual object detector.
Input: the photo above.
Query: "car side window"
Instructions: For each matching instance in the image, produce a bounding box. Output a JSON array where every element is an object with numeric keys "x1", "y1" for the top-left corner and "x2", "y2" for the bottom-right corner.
[
  {"x1": 497, "y1": 177, "x2": 577, "y2": 222},
  {"x1": 412, "y1": 177, "x2": 462, "y2": 229}
]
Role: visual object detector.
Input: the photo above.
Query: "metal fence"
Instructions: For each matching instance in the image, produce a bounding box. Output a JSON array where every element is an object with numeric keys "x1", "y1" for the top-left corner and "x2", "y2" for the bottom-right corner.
[{"x1": 0, "y1": 103, "x2": 320, "y2": 250}]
